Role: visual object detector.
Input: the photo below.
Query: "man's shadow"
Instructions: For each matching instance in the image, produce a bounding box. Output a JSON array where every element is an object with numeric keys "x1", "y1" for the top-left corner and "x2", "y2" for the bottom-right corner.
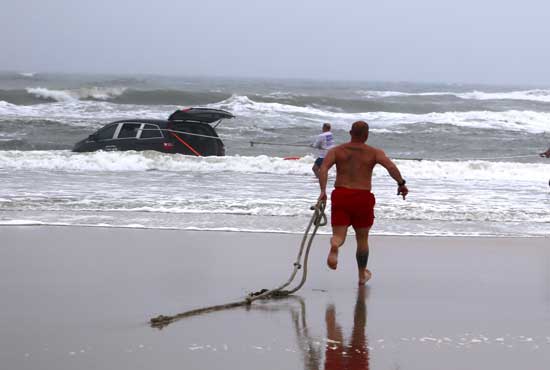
[{"x1": 323, "y1": 285, "x2": 370, "y2": 370}]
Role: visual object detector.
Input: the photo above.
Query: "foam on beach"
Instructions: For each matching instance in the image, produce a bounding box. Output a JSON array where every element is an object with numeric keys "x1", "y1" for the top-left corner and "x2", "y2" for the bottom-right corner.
[{"x1": 0, "y1": 150, "x2": 548, "y2": 182}]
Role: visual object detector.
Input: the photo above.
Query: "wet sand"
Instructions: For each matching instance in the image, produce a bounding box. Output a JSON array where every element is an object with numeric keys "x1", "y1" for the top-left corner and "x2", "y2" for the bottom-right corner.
[{"x1": 1, "y1": 226, "x2": 550, "y2": 370}]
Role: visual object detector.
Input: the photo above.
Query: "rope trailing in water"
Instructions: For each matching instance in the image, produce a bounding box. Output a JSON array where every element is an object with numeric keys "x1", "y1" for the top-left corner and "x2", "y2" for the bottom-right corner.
[
  {"x1": 142, "y1": 129, "x2": 541, "y2": 162},
  {"x1": 142, "y1": 128, "x2": 310, "y2": 147},
  {"x1": 149, "y1": 200, "x2": 327, "y2": 329},
  {"x1": 249, "y1": 140, "x2": 311, "y2": 148}
]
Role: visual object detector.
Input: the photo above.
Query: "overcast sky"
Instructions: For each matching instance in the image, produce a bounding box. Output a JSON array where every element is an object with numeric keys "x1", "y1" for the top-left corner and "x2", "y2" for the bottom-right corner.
[{"x1": 2, "y1": 0, "x2": 549, "y2": 85}]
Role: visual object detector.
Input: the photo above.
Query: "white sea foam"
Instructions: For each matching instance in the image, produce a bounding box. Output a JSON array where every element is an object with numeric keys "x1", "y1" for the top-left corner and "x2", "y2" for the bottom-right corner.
[
  {"x1": 26, "y1": 86, "x2": 127, "y2": 102},
  {"x1": 0, "y1": 100, "x2": 167, "y2": 126},
  {"x1": 26, "y1": 87, "x2": 77, "y2": 102},
  {"x1": 0, "y1": 150, "x2": 548, "y2": 182},
  {"x1": 78, "y1": 86, "x2": 127, "y2": 100},
  {"x1": 359, "y1": 89, "x2": 550, "y2": 103},
  {"x1": 458, "y1": 90, "x2": 550, "y2": 102},
  {"x1": 359, "y1": 90, "x2": 435, "y2": 98},
  {"x1": 0, "y1": 150, "x2": 315, "y2": 174},
  {"x1": 210, "y1": 95, "x2": 550, "y2": 133},
  {"x1": 393, "y1": 159, "x2": 550, "y2": 182},
  {"x1": 0, "y1": 219, "x2": 48, "y2": 226},
  {"x1": 2, "y1": 94, "x2": 550, "y2": 133}
]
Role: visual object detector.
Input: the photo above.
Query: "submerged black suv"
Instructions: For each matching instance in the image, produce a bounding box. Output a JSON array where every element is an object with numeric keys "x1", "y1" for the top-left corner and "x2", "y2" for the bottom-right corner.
[{"x1": 73, "y1": 108, "x2": 234, "y2": 156}]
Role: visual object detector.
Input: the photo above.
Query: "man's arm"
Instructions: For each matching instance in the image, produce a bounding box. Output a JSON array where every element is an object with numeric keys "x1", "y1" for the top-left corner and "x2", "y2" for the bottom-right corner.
[
  {"x1": 318, "y1": 149, "x2": 336, "y2": 200},
  {"x1": 376, "y1": 149, "x2": 408, "y2": 199}
]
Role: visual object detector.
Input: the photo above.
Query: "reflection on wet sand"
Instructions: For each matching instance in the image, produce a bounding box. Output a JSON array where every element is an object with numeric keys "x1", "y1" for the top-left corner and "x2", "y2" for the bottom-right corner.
[
  {"x1": 288, "y1": 287, "x2": 370, "y2": 370},
  {"x1": 289, "y1": 297, "x2": 322, "y2": 370},
  {"x1": 324, "y1": 286, "x2": 370, "y2": 370}
]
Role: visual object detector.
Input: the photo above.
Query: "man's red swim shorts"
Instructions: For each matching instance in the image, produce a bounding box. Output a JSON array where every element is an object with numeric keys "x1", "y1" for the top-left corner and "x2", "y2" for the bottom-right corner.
[{"x1": 331, "y1": 187, "x2": 376, "y2": 228}]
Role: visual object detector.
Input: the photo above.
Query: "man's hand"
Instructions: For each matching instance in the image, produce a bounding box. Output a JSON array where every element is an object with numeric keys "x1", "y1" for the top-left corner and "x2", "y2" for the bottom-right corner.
[
  {"x1": 319, "y1": 191, "x2": 327, "y2": 201},
  {"x1": 397, "y1": 185, "x2": 408, "y2": 200},
  {"x1": 540, "y1": 150, "x2": 550, "y2": 158}
]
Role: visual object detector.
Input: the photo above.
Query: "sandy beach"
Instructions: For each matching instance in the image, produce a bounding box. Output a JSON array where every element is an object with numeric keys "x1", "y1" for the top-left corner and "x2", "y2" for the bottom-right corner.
[{"x1": 1, "y1": 226, "x2": 550, "y2": 370}]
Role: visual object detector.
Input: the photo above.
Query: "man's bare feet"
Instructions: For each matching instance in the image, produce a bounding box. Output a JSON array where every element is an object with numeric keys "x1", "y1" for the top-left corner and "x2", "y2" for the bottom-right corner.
[
  {"x1": 327, "y1": 246, "x2": 339, "y2": 270},
  {"x1": 358, "y1": 269, "x2": 372, "y2": 285}
]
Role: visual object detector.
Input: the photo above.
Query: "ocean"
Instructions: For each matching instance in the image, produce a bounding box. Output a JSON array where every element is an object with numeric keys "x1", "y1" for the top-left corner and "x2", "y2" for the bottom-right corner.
[{"x1": 1, "y1": 71, "x2": 549, "y2": 237}]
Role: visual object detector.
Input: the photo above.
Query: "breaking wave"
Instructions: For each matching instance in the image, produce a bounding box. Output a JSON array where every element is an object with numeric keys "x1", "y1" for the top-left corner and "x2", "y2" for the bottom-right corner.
[
  {"x1": 0, "y1": 87, "x2": 230, "y2": 106},
  {"x1": 26, "y1": 86, "x2": 127, "y2": 102},
  {"x1": 360, "y1": 89, "x2": 550, "y2": 103},
  {"x1": 0, "y1": 150, "x2": 548, "y2": 182},
  {"x1": 2, "y1": 94, "x2": 550, "y2": 133},
  {"x1": 0, "y1": 100, "x2": 169, "y2": 126},
  {"x1": 211, "y1": 95, "x2": 550, "y2": 133}
]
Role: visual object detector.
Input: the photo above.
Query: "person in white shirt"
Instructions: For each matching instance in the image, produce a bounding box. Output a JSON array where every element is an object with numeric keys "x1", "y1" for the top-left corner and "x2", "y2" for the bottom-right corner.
[{"x1": 311, "y1": 123, "x2": 335, "y2": 178}]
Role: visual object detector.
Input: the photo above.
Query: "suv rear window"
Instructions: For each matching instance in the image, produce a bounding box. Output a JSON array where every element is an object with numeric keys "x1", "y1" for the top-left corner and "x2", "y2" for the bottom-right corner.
[
  {"x1": 141, "y1": 124, "x2": 163, "y2": 139},
  {"x1": 118, "y1": 123, "x2": 141, "y2": 139}
]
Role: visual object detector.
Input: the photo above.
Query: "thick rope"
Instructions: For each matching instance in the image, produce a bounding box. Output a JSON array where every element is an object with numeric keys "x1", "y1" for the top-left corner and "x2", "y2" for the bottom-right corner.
[
  {"x1": 141, "y1": 128, "x2": 541, "y2": 162},
  {"x1": 143, "y1": 128, "x2": 310, "y2": 147},
  {"x1": 149, "y1": 200, "x2": 327, "y2": 329},
  {"x1": 249, "y1": 140, "x2": 311, "y2": 148}
]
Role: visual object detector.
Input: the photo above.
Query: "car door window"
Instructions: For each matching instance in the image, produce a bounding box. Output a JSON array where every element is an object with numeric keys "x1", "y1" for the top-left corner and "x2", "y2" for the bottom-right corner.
[
  {"x1": 95, "y1": 124, "x2": 117, "y2": 141},
  {"x1": 117, "y1": 123, "x2": 141, "y2": 139},
  {"x1": 140, "y1": 124, "x2": 163, "y2": 139}
]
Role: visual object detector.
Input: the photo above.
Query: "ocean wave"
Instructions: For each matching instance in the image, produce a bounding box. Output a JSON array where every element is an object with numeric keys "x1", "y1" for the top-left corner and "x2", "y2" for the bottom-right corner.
[
  {"x1": 26, "y1": 86, "x2": 127, "y2": 102},
  {"x1": 2, "y1": 93, "x2": 550, "y2": 133},
  {"x1": 211, "y1": 95, "x2": 550, "y2": 133},
  {"x1": 0, "y1": 87, "x2": 230, "y2": 106},
  {"x1": 18, "y1": 72, "x2": 36, "y2": 78},
  {"x1": 0, "y1": 151, "x2": 315, "y2": 174},
  {"x1": 0, "y1": 100, "x2": 168, "y2": 126},
  {"x1": 359, "y1": 89, "x2": 550, "y2": 103},
  {"x1": 0, "y1": 150, "x2": 548, "y2": 182}
]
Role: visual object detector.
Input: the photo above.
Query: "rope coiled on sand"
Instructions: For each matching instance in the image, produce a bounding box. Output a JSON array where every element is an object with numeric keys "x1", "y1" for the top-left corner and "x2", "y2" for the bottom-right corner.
[{"x1": 150, "y1": 200, "x2": 327, "y2": 329}]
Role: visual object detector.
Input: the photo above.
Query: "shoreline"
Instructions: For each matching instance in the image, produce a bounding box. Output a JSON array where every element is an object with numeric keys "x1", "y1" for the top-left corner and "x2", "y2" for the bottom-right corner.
[{"x1": 1, "y1": 223, "x2": 547, "y2": 239}]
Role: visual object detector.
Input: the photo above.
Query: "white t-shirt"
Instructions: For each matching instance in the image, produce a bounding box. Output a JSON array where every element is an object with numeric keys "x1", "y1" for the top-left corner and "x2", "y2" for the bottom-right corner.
[{"x1": 311, "y1": 131, "x2": 334, "y2": 158}]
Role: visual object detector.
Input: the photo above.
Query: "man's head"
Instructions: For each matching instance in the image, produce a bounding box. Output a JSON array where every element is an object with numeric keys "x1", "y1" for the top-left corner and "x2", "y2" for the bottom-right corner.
[
  {"x1": 322, "y1": 123, "x2": 331, "y2": 132},
  {"x1": 350, "y1": 121, "x2": 369, "y2": 142}
]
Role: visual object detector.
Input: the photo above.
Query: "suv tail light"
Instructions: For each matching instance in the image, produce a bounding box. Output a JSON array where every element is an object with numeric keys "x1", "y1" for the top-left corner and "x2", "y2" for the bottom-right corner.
[{"x1": 163, "y1": 142, "x2": 175, "y2": 150}]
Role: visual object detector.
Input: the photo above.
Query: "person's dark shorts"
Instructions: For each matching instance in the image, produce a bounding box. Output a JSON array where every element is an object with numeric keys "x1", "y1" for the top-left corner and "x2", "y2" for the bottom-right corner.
[
  {"x1": 314, "y1": 157, "x2": 324, "y2": 167},
  {"x1": 331, "y1": 187, "x2": 376, "y2": 228}
]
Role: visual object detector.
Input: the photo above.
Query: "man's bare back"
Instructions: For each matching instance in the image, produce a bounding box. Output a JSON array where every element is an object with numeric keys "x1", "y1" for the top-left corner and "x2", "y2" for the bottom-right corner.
[
  {"x1": 320, "y1": 141, "x2": 407, "y2": 197},
  {"x1": 331, "y1": 142, "x2": 379, "y2": 191}
]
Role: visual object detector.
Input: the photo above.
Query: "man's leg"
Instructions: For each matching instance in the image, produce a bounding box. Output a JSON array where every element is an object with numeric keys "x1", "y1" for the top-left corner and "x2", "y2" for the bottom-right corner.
[
  {"x1": 312, "y1": 157, "x2": 323, "y2": 178},
  {"x1": 327, "y1": 226, "x2": 348, "y2": 269},
  {"x1": 312, "y1": 164, "x2": 320, "y2": 178},
  {"x1": 354, "y1": 227, "x2": 372, "y2": 284}
]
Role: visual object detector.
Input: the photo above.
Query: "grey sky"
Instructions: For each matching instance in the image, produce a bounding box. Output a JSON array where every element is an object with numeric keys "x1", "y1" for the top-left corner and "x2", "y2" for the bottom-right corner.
[{"x1": 2, "y1": 0, "x2": 549, "y2": 85}]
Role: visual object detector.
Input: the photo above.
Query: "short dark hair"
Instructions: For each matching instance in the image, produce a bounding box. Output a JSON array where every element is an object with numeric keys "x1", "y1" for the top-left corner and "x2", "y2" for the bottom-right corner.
[
  {"x1": 322, "y1": 123, "x2": 331, "y2": 131},
  {"x1": 350, "y1": 121, "x2": 369, "y2": 138}
]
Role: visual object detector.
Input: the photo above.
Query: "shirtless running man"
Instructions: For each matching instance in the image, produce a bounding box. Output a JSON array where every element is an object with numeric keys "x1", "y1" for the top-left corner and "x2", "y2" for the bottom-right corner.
[{"x1": 318, "y1": 121, "x2": 408, "y2": 285}]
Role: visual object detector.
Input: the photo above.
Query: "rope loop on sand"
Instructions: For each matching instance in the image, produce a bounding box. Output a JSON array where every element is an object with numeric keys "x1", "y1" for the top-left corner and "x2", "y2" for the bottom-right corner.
[{"x1": 150, "y1": 200, "x2": 327, "y2": 329}]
